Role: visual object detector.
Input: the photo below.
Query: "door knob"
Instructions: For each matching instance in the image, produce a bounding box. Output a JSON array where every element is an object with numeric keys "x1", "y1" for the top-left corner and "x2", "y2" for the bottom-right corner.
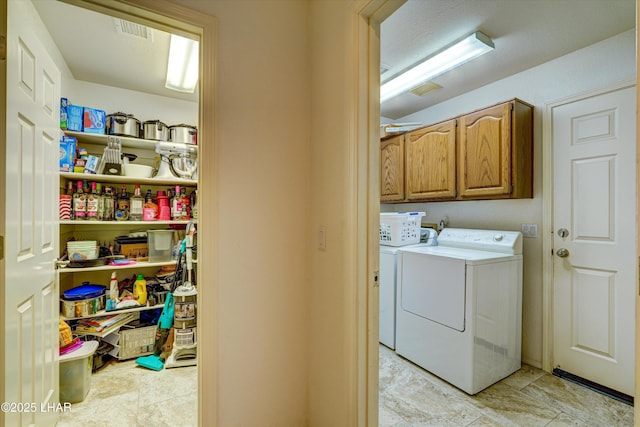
[{"x1": 556, "y1": 248, "x2": 570, "y2": 258}]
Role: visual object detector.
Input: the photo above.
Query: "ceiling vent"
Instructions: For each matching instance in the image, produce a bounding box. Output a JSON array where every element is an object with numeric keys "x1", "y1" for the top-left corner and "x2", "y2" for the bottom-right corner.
[
  {"x1": 114, "y1": 18, "x2": 153, "y2": 41},
  {"x1": 410, "y1": 81, "x2": 442, "y2": 97}
]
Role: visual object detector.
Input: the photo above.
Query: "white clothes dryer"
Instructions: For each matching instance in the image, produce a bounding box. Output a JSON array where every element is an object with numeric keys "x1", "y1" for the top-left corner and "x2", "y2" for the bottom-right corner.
[
  {"x1": 379, "y1": 229, "x2": 438, "y2": 349},
  {"x1": 396, "y1": 228, "x2": 523, "y2": 394}
]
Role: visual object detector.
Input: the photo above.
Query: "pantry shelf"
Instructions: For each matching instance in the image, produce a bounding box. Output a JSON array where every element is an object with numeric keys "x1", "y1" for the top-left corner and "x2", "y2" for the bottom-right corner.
[
  {"x1": 60, "y1": 171, "x2": 196, "y2": 186},
  {"x1": 59, "y1": 219, "x2": 195, "y2": 226},
  {"x1": 57, "y1": 260, "x2": 177, "y2": 274},
  {"x1": 63, "y1": 130, "x2": 199, "y2": 152},
  {"x1": 61, "y1": 304, "x2": 164, "y2": 323}
]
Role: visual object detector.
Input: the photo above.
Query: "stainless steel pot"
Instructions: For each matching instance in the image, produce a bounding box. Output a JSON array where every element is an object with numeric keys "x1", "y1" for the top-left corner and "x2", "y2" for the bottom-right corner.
[
  {"x1": 143, "y1": 120, "x2": 168, "y2": 141},
  {"x1": 169, "y1": 124, "x2": 197, "y2": 145},
  {"x1": 106, "y1": 112, "x2": 141, "y2": 138}
]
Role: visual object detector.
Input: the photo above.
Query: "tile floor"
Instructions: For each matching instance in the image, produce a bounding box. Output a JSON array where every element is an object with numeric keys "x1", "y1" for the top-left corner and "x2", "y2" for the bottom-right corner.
[
  {"x1": 56, "y1": 358, "x2": 197, "y2": 427},
  {"x1": 56, "y1": 345, "x2": 634, "y2": 426},
  {"x1": 379, "y1": 345, "x2": 634, "y2": 426}
]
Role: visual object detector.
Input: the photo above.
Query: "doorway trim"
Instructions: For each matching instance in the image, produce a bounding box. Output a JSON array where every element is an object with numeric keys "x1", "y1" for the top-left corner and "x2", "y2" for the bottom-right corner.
[
  {"x1": 350, "y1": 0, "x2": 404, "y2": 424},
  {"x1": 55, "y1": 0, "x2": 216, "y2": 425},
  {"x1": 541, "y1": 79, "x2": 637, "y2": 376}
]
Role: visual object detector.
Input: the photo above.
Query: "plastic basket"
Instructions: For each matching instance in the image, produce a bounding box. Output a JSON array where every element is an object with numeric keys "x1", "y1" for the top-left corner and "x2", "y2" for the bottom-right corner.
[{"x1": 379, "y1": 212, "x2": 425, "y2": 246}]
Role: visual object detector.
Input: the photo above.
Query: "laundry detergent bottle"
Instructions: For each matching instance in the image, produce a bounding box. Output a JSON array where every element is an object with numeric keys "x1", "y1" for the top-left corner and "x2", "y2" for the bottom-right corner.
[{"x1": 133, "y1": 274, "x2": 147, "y2": 305}]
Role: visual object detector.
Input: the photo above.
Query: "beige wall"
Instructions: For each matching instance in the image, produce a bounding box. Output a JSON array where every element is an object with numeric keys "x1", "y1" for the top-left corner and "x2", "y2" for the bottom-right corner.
[
  {"x1": 166, "y1": 1, "x2": 312, "y2": 425},
  {"x1": 308, "y1": 0, "x2": 354, "y2": 424},
  {"x1": 164, "y1": 1, "x2": 386, "y2": 425}
]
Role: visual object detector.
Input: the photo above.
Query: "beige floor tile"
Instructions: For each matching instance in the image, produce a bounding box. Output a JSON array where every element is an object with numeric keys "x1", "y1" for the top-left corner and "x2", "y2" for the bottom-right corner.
[{"x1": 520, "y1": 375, "x2": 633, "y2": 427}]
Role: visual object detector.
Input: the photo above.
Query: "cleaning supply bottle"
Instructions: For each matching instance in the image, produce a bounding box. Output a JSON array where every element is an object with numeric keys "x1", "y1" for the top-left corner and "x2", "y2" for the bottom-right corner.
[
  {"x1": 107, "y1": 272, "x2": 119, "y2": 311},
  {"x1": 133, "y1": 274, "x2": 147, "y2": 305}
]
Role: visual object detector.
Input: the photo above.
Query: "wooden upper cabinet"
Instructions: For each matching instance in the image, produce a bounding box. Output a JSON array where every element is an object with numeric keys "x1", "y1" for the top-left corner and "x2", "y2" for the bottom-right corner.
[
  {"x1": 380, "y1": 134, "x2": 405, "y2": 202},
  {"x1": 405, "y1": 119, "x2": 457, "y2": 200},
  {"x1": 458, "y1": 99, "x2": 533, "y2": 199}
]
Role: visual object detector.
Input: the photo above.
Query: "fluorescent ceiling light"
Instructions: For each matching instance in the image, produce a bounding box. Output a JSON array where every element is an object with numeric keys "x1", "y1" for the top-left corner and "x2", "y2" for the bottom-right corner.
[
  {"x1": 165, "y1": 34, "x2": 199, "y2": 93},
  {"x1": 380, "y1": 31, "x2": 494, "y2": 103}
]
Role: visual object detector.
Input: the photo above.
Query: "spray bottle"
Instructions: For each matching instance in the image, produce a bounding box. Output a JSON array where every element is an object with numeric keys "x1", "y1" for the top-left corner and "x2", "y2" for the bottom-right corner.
[{"x1": 107, "y1": 272, "x2": 119, "y2": 311}]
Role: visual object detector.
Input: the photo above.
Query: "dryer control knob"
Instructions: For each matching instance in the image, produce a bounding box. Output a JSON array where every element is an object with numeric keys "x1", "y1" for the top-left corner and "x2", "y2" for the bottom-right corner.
[{"x1": 493, "y1": 234, "x2": 504, "y2": 241}]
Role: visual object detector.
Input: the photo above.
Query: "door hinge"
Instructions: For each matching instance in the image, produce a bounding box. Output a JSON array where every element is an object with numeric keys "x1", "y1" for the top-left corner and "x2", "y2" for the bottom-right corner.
[
  {"x1": 373, "y1": 270, "x2": 379, "y2": 288},
  {"x1": 0, "y1": 35, "x2": 5, "y2": 61},
  {"x1": 0, "y1": 235, "x2": 3, "y2": 260}
]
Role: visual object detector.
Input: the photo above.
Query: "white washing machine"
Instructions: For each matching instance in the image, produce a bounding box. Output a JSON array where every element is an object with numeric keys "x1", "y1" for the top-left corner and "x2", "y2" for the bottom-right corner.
[
  {"x1": 396, "y1": 228, "x2": 523, "y2": 395},
  {"x1": 379, "y1": 228, "x2": 437, "y2": 349}
]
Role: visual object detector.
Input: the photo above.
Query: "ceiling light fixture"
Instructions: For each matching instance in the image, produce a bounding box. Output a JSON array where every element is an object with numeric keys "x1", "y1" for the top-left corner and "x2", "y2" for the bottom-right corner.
[
  {"x1": 380, "y1": 31, "x2": 494, "y2": 103},
  {"x1": 165, "y1": 34, "x2": 199, "y2": 93}
]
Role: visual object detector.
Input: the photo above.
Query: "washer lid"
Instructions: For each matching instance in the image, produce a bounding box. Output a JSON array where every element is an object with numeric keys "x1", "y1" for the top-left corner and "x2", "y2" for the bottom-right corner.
[{"x1": 398, "y1": 245, "x2": 521, "y2": 264}]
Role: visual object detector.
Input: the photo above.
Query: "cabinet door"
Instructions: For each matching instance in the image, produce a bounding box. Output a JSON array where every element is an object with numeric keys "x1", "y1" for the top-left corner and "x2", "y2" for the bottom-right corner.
[
  {"x1": 406, "y1": 119, "x2": 457, "y2": 200},
  {"x1": 380, "y1": 134, "x2": 405, "y2": 202},
  {"x1": 458, "y1": 102, "x2": 512, "y2": 198}
]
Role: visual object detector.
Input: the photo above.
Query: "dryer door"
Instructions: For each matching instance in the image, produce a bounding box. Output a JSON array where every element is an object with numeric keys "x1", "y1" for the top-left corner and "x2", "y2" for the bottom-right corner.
[{"x1": 399, "y1": 251, "x2": 466, "y2": 331}]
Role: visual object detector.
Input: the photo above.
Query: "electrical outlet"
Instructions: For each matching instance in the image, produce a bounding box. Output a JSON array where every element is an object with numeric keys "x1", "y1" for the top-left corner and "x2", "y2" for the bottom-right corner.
[{"x1": 521, "y1": 223, "x2": 538, "y2": 238}]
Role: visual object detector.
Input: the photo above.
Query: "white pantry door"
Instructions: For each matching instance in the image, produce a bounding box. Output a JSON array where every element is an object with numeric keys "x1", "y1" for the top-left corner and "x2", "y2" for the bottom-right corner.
[
  {"x1": 552, "y1": 85, "x2": 636, "y2": 397},
  {"x1": 4, "y1": 0, "x2": 60, "y2": 425}
]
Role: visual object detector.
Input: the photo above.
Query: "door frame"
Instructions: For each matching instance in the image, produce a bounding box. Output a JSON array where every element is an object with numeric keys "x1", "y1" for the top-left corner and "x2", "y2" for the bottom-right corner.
[
  {"x1": 350, "y1": 0, "x2": 405, "y2": 424},
  {"x1": 541, "y1": 80, "x2": 637, "y2": 375},
  {"x1": 0, "y1": 1, "x2": 7, "y2": 424},
  {"x1": 0, "y1": 0, "x2": 216, "y2": 425}
]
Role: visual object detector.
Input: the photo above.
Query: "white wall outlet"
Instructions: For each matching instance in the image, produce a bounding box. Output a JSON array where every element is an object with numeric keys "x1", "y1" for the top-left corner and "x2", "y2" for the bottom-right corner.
[{"x1": 521, "y1": 223, "x2": 538, "y2": 238}]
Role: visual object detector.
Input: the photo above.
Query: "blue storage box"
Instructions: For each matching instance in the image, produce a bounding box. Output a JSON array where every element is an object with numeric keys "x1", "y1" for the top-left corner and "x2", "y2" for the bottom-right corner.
[
  {"x1": 60, "y1": 98, "x2": 68, "y2": 129},
  {"x1": 66, "y1": 104, "x2": 83, "y2": 132},
  {"x1": 83, "y1": 107, "x2": 106, "y2": 134},
  {"x1": 59, "y1": 136, "x2": 76, "y2": 172}
]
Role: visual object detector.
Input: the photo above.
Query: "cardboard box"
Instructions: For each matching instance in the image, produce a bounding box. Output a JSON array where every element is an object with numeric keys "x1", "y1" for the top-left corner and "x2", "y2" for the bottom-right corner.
[
  {"x1": 84, "y1": 155, "x2": 100, "y2": 174},
  {"x1": 380, "y1": 123, "x2": 422, "y2": 138},
  {"x1": 83, "y1": 107, "x2": 106, "y2": 134},
  {"x1": 67, "y1": 104, "x2": 84, "y2": 132},
  {"x1": 59, "y1": 136, "x2": 76, "y2": 172},
  {"x1": 60, "y1": 98, "x2": 68, "y2": 129},
  {"x1": 119, "y1": 243, "x2": 148, "y2": 260}
]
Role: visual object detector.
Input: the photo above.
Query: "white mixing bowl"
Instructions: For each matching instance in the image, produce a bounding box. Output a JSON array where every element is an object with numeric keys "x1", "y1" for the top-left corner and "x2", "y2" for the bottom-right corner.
[{"x1": 123, "y1": 163, "x2": 154, "y2": 178}]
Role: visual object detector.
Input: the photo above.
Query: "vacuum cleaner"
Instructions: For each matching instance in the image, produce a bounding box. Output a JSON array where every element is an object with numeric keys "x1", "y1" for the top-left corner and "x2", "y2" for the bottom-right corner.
[
  {"x1": 165, "y1": 224, "x2": 197, "y2": 369},
  {"x1": 136, "y1": 222, "x2": 197, "y2": 371}
]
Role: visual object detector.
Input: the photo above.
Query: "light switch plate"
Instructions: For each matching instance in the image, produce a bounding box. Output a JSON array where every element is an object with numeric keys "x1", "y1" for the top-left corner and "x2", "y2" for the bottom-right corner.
[
  {"x1": 318, "y1": 226, "x2": 327, "y2": 250},
  {"x1": 521, "y1": 223, "x2": 538, "y2": 238}
]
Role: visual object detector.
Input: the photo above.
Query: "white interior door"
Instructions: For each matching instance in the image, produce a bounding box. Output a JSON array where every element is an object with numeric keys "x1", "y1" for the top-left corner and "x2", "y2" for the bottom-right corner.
[
  {"x1": 4, "y1": 0, "x2": 60, "y2": 425},
  {"x1": 552, "y1": 84, "x2": 636, "y2": 397}
]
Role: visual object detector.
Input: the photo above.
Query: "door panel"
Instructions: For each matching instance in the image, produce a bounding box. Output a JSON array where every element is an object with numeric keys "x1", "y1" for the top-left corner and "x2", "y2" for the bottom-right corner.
[
  {"x1": 572, "y1": 267, "x2": 615, "y2": 359},
  {"x1": 552, "y1": 85, "x2": 635, "y2": 396},
  {"x1": 405, "y1": 119, "x2": 456, "y2": 200},
  {"x1": 572, "y1": 156, "x2": 614, "y2": 241},
  {"x1": 5, "y1": 1, "x2": 61, "y2": 425}
]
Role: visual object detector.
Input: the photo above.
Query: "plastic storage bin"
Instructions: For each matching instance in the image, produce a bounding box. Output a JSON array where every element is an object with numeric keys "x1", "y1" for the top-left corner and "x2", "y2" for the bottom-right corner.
[
  {"x1": 59, "y1": 340, "x2": 99, "y2": 403},
  {"x1": 379, "y1": 212, "x2": 425, "y2": 246},
  {"x1": 147, "y1": 230, "x2": 174, "y2": 263}
]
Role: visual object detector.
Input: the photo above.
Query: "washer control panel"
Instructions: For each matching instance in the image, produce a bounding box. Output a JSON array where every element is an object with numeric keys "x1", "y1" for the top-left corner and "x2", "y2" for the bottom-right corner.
[{"x1": 437, "y1": 228, "x2": 522, "y2": 254}]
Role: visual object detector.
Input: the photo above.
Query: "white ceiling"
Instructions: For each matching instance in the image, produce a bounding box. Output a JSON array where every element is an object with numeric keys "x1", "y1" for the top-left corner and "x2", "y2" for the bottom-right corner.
[
  {"x1": 31, "y1": 0, "x2": 198, "y2": 103},
  {"x1": 381, "y1": 0, "x2": 635, "y2": 120},
  {"x1": 32, "y1": 0, "x2": 635, "y2": 120}
]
